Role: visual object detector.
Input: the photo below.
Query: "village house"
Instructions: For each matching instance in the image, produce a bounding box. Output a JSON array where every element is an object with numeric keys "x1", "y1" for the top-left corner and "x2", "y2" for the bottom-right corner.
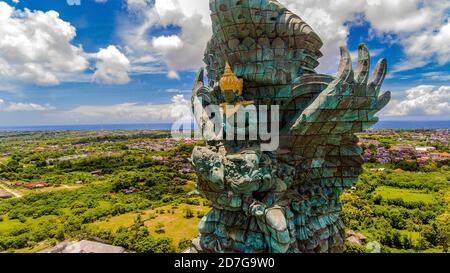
[
  {"x1": 358, "y1": 139, "x2": 381, "y2": 147},
  {"x1": 39, "y1": 240, "x2": 130, "y2": 253},
  {"x1": 124, "y1": 187, "x2": 140, "y2": 194},
  {"x1": 376, "y1": 147, "x2": 391, "y2": 164},
  {"x1": 390, "y1": 144, "x2": 415, "y2": 161},
  {"x1": 0, "y1": 189, "x2": 13, "y2": 199},
  {"x1": 415, "y1": 146, "x2": 436, "y2": 152},
  {"x1": 151, "y1": 156, "x2": 168, "y2": 162},
  {"x1": 417, "y1": 156, "x2": 431, "y2": 166},
  {"x1": 58, "y1": 154, "x2": 88, "y2": 161},
  {"x1": 34, "y1": 146, "x2": 46, "y2": 152},
  {"x1": 346, "y1": 230, "x2": 368, "y2": 245},
  {"x1": 179, "y1": 166, "x2": 193, "y2": 174},
  {"x1": 430, "y1": 152, "x2": 450, "y2": 162},
  {"x1": 362, "y1": 149, "x2": 373, "y2": 162},
  {"x1": 14, "y1": 181, "x2": 50, "y2": 189},
  {"x1": 90, "y1": 170, "x2": 103, "y2": 176},
  {"x1": 427, "y1": 130, "x2": 449, "y2": 144},
  {"x1": 127, "y1": 139, "x2": 178, "y2": 152},
  {"x1": 174, "y1": 155, "x2": 185, "y2": 162}
]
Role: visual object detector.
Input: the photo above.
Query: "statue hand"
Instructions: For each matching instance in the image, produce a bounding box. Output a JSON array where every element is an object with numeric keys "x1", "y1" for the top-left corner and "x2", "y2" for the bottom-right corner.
[{"x1": 291, "y1": 44, "x2": 391, "y2": 135}]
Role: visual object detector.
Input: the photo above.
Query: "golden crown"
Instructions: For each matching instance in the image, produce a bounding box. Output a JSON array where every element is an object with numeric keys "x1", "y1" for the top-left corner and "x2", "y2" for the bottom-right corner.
[{"x1": 219, "y1": 62, "x2": 243, "y2": 96}]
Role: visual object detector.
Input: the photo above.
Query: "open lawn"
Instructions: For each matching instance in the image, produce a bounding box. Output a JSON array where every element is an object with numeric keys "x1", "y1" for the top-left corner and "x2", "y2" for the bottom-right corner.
[
  {"x1": 375, "y1": 186, "x2": 436, "y2": 204},
  {"x1": 89, "y1": 203, "x2": 210, "y2": 247},
  {"x1": 144, "y1": 204, "x2": 210, "y2": 245}
]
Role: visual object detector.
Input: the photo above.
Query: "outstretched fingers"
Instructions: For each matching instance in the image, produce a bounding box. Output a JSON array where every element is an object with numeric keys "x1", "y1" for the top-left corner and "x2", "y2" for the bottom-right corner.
[
  {"x1": 337, "y1": 46, "x2": 354, "y2": 82},
  {"x1": 368, "y1": 59, "x2": 387, "y2": 96},
  {"x1": 376, "y1": 91, "x2": 391, "y2": 111},
  {"x1": 354, "y1": 44, "x2": 370, "y2": 84},
  {"x1": 331, "y1": 46, "x2": 354, "y2": 89}
]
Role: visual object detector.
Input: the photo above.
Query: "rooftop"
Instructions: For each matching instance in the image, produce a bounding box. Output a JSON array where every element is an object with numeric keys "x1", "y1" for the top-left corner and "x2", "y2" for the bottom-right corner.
[{"x1": 39, "y1": 240, "x2": 130, "y2": 253}]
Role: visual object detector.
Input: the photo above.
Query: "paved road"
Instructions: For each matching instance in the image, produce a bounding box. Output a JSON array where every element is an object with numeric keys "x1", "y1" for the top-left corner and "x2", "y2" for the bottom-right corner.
[{"x1": 0, "y1": 183, "x2": 23, "y2": 198}]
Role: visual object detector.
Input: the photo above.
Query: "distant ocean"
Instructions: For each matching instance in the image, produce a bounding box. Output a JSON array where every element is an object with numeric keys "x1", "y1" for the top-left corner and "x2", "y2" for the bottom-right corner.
[
  {"x1": 0, "y1": 123, "x2": 174, "y2": 133},
  {"x1": 0, "y1": 121, "x2": 448, "y2": 133},
  {"x1": 373, "y1": 121, "x2": 450, "y2": 129}
]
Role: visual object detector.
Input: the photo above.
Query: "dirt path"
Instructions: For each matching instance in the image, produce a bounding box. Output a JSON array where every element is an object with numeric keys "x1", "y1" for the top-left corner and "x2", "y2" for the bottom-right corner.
[{"x1": 0, "y1": 183, "x2": 23, "y2": 198}]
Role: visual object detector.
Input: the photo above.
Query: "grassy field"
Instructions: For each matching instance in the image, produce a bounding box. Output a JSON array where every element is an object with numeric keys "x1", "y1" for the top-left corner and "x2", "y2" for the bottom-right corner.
[
  {"x1": 88, "y1": 203, "x2": 210, "y2": 246},
  {"x1": 375, "y1": 186, "x2": 437, "y2": 204},
  {"x1": 0, "y1": 216, "x2": 23, "y2": 234}
]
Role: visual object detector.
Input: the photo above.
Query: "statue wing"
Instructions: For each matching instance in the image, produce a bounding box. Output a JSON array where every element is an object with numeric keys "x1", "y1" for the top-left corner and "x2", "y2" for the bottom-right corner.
[{"x1": 284, "y1": 44, "x2": 391, "y2": 188}]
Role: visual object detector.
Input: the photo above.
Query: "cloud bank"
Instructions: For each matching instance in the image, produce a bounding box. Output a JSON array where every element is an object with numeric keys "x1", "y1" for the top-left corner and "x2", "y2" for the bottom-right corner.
[
  {"x1": 119, "y1": 0, "x2": 450, "y2": 76},
  {"x1": 0, "y1": 2, "x2": 130, "y2": 86},
  {"x1": 382, "y1": 85, "x2": 450, "y2": 119}
]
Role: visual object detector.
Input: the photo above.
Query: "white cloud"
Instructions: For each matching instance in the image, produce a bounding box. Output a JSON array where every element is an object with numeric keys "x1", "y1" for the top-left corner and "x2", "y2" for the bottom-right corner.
[
  {"x1": 0, "y1": 98, "x2": 54, "y2": 112},
  {"x1": 165, "y1": 88, "x2": 191, "y2": 93},
  {"x1": 382, "y1": 85, "x2": 450, "y2": 117},
  {"x1": 0, "y1": 2, "x2": 131, "y2": 86},
  {"x1": 65, "y1": 94, "x2": 191, "y2": 123},
  {"x1": 422, "y1": 72, "x2": 450, "y2": 82},
  {"x1": 0, "y1": 2, "x2": 88, "y2": 85},
  {"x1": 126, "y1": 0, "x2": 152, "y2": 11},
  {"x1": 92, "y1": 45, "x2": 131, "y2": 85},
  {"x1": 120, "y1": 0, "x2": 211, "y2": 75},
  {"x1": 120, "y1": 0, "x2": 450, "y2": 76},
  {"x1": 364, "y1": 0, "x2": 434, "y2": 33},
  {"x1": 0, "y1": 82, "x2": 19, "y2": 93},
  {"x1": 167, "y1": 70, "x2": 180, "y2": 80},
  {"x1": 395, "y1": 21, "x2": 450, "y2": 72},
  {"x1": 152, "y1": 35, "x2": 183, "y2": 50}
]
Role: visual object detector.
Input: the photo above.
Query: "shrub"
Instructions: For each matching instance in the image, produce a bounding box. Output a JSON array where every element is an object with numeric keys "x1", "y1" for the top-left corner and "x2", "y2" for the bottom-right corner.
[
  {"x1": 183, "y1": 208, "x2": 194, "y2": 219},
  {"x1": 134, "y1": 236, "x2": 174, "y2": 253},
  {"x1": 197, "y1": 211, "x2": 205, "y2": 219},
  {"x1": 344, "y1": 242, "x2": 366, "y2": 253},
  {"x1": 155, "y1": 223, "x2": 166, "y2": 234},
  {"x1": 178, "y1": 238, "x2": 191, "y2": 252}
]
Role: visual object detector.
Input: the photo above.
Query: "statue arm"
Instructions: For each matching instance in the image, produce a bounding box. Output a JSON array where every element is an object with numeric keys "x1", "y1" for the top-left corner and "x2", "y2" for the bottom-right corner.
[
  {"x1": 290, "y1": 44, "x2": 391, "y2": 137},
  {"x1": 192, "y1": 68, "x2": 223, "y2": 140}
]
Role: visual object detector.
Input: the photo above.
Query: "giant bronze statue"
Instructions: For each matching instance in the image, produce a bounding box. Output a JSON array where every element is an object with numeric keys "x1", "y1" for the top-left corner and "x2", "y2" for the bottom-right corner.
[{"x1": 190, "y1": 0, "x2": 390, "y2": 253}]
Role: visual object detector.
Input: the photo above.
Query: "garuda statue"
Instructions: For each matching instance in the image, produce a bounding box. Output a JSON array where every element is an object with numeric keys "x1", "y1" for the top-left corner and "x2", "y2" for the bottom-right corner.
[{"x1": 190, "y1": 0, "x2": 390, "y2": 253}]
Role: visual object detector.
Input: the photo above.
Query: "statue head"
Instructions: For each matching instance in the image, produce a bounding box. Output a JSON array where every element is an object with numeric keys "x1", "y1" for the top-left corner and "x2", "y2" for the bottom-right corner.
[{"x1": 205, "y1": 0, "x2": 323, "y2": 87}]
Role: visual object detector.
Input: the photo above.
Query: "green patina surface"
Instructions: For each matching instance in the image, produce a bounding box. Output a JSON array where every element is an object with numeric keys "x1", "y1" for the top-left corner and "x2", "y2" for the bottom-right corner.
[{"x1": 190, "y1": 0, "x2": 390, "y2": 253}]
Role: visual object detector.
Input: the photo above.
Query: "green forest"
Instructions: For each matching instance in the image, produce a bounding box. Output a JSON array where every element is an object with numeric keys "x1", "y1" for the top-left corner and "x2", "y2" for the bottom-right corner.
[{"x1": 0, "y1": 129, "x2": 448, "y2": 253}]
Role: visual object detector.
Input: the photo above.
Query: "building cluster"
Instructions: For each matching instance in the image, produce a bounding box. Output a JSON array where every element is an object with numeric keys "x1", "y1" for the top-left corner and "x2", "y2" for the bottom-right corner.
[
  {"x1": 126, "y1": 139, "x2": 179, "y2": 151},
  {"x1": 151, "y1": 154, "x2": 193, "y2": 173},
  {"x1": 361, "y1": 142, "x2": 450, "y2": 165},
  {"x1": 364, "y1": 129, "x2": 449, "y2": 144},
  {"x1": 13, "y1": 181, "x2": 50, "y2": 189}
]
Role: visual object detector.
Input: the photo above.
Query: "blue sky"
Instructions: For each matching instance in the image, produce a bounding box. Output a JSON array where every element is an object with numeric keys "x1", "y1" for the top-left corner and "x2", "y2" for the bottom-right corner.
[{"x1": 0, "y1": 0, "x2": 448, "y2": 126}]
